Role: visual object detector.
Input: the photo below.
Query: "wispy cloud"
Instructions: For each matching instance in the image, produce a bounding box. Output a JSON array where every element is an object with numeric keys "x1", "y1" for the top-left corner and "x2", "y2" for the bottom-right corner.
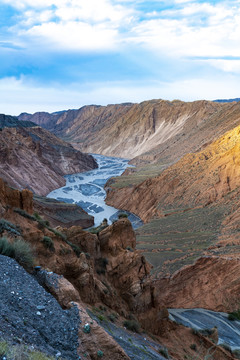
[{"x1": 1, "y1": 0, "x2": 240, "y2": 114}]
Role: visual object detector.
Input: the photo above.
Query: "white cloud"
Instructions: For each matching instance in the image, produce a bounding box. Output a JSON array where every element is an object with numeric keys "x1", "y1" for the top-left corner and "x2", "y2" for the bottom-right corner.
[
  {"x1": 204, "y1": 59, "x2": 240, "y2": 73},
  {"x1": 4, "y1": 0, "x2": 240, "y2": 61},
  {"x1": 22, "y1": 21, "x2": 119, "y2": 51},
  {"x1": 130, "y1": 2, "x2": 240, "y2": 58}
]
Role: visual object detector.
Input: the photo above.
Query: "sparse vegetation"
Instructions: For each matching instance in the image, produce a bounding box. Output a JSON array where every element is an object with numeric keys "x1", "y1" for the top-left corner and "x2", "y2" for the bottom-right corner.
[
  {"x1": 228, "y1": 308, "x2": 240, "y2": 321},
  {"x1": 118, "y1": 213, "x2": 128, "y2": 219},
  {"x1": 190, "y1": 343, "x2": 197, "y2": 351},
  {"x1": 0, "y1": 237, "x2": 34, "y2": 268},
  {"x1": 158, "y1": 347, "x2": 169, "y2": 359},
  {"x1": 126, "y1": 246, "x2": 133, "y2": 252},
  {"x1": 107, "y1": 313, "x2": 118, "y2": 322},
  {"x1": 97, "y1": 350, "x2": 104, "y2": 358},
  {"x1": 0, "y1": 218, "x2": 21, "y2": 236},
  {"x1": 14, "y1": 208, "x2": 36, "y2": 221},
  {"x1": 0, "y1": 339, "x2": 56, "y2": 360},
  {"x1": 123, "y1": 319, "x2": 140, "y2": 333},
  {"x1": 41, "y1": 236, "x2": 55, "y2": 251}
]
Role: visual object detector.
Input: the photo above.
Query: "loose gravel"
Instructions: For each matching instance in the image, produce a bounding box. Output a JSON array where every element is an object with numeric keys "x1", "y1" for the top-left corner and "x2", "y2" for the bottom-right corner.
[{"x1": 0, "y1": 255, "x2": 81, "y2": 360}]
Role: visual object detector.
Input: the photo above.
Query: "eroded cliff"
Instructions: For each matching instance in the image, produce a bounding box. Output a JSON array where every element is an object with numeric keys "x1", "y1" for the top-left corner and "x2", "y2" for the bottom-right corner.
[{"x1": 0, "y1": 114, "x2": 97, "y2": 196}]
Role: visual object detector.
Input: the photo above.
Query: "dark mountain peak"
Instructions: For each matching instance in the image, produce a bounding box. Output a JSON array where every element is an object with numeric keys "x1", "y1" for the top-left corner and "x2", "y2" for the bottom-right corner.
[
  {"x1": 214, "y1": 98, "x2": 240, "y2": 103},
  {"x1": 0, "y1": 114, "x2": 35, "y2": 129}
]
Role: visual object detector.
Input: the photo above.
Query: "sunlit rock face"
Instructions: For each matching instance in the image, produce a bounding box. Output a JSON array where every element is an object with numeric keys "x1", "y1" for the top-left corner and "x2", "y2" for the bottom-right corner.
[
  {"x1": 0, "y1": 114, "x2": 97, "y2": 196},
  {"x1": 20, "y1": 100, "x2": 236, "y2": 162},
  {"x1": 106, "y1": 124, "x2": 240, "y2": 222}
]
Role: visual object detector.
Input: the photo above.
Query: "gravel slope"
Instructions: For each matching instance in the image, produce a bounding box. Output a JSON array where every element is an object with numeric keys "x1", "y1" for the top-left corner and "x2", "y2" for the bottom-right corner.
[{"x1": 0, "y1": 255, "x2": 80, "y2": 360}]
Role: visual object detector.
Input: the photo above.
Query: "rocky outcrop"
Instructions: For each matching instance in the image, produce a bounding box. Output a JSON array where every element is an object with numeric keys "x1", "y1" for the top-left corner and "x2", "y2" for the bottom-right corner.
[
  {"x1": 33, "y1": 195, "x2": 94, "y2": 228},
  {"x1": 154, "y1": 256, "x2": 240, "y2": 312},
  {"x1": 0, "y1": 115, "x2": 97, "y2": 196},
  {"x1": 0, "y1": 177, "x2": 236, "y2": 359},
  {"x1": 0, "y1": 177, "x2": 33, "y2": 215}
]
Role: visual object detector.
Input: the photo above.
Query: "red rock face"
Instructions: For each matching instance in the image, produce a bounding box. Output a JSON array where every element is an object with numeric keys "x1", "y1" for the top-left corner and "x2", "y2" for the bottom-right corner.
[
  {"x1": 106, "y1": 124, "x2": 240, "y2": 222},
  {"x1": 0, "y1": 177, "x2": 33, "y2": 214},
  {"x1": 154, "y1": 256, "x2": 240, "y2": 312},
  {"x1": 0, "y1": 125, "x2": 97, "y2": 196}
]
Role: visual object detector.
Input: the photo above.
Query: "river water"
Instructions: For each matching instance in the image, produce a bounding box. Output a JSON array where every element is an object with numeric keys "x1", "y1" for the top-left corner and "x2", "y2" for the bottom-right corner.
[{"x1": 47, "y1": 154, "x2": 143, "y2": 228}]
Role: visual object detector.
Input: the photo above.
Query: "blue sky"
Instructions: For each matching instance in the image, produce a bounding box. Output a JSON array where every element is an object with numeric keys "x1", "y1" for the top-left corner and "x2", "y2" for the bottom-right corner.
[{"x1": 1, "y1": 0, "x2": 240, "y2": 115}]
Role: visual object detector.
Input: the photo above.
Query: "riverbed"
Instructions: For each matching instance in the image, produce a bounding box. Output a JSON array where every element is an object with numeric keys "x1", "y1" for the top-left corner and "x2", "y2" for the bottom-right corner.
[{"x1": 47, "y1": 154, "x2": 143, "y2": 228}]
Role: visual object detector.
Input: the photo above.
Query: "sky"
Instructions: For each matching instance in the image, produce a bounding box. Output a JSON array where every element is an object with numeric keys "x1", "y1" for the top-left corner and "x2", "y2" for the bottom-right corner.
[{"x1": 1, "y1": 0, "x2": 240, "y2": 115}]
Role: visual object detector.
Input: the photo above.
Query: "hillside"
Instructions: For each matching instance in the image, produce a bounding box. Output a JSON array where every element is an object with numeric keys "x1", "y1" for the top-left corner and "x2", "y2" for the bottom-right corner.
[
  {"x1": 0, "y1": 114, "x2": 97, "y2": 196},
  {"x1": 19, "y1": 100, "x2": 240, "y2": 163},
  {"x1": 0, "y1": 176, "x2": 235, "y2": 360},
  {"x1": 105, "y1": 123, "x2": 240, "y2": 281}
]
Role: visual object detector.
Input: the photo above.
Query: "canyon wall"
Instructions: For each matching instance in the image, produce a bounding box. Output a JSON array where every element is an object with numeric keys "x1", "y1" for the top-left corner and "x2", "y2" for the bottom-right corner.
[{"x1": 0, "y1": 115, "x2": 97, "y2": 196}]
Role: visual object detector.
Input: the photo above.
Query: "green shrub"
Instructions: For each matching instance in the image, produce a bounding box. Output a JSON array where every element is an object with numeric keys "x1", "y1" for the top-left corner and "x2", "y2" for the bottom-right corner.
[
  {"x1": 52, "y1": 229, "x2": 67, "y2": 240},
  {"x1": 14, "y1": 208, "x2": 36, "y2": 221},
  {"x1": 118, "y1": 213, "x2": 128, "y2": 219},
  {"x1": 0, "y1": 237, "x2": 34, "y2": 268},
  {"x1": 228, "y1": 309, "x2": 240, "y2": 321},
  {"x1": 97, "y1": 350, "x2": 104, "y2": 358},
  {"x1": 97, "y1": 314, "x2": 107, "y2": 322},
  {"x1": 108, "y1": 313, "x2": 118, "y2": 322},
  {"x1": 126, "y1": 246, "x2": 133, "y2": 252},
  {"x1": 42, "y1": 236, "x2": 55, "y2": 251},
  {"x1": 33, "y1": 212, "x2": 41, "y2": 220},
  {"x1": 158, "y1": 348, "x2": 169, "y2": 359},
  {"x1": 123, "y1": 319, "x2": 140, "y2": 333},
  {"x1": 0, "y1": 219, "x2": 21, "y2": 236},
  {"x1": 65, "y1": 241, "x2": 81, "y2": 256},
  {"x1": 190, "y1": 343, "x2": 197, "y2": 351}
]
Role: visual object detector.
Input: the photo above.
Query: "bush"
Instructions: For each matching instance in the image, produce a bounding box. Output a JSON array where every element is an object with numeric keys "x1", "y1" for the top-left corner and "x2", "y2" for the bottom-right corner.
[
  {"x1": 0, "y1": 219, "x2": 21, "y2": 236},
  {"x1": 41, "y1": 236, "x2": 55, "y2": 251},
  {"x1": 108, "y1": 313, "x2": 118, "y2": 322},
  {"x1": 190, "y1": 343, "x2": 197, "y2": 351},
  {"x1": 158, "y1": 348, "x2": 169, "y2": 359},
  {"x1": 123, "y1": 319, "x2": 140, "y2": 333},
  {"x1": 97, "y1": 350, "x2": 104, "y2": 358},
  {"x1": 14, "y1": 208, "x2": 36, "y2": 221},
  {"x1": 126, "y1": 246, "x2": 133, "y2": 252},
  {"x1": 118, "y1": 213, "x2": 128, "y2": 219},
  {"x1": 228, "y1": 309, "x2": 240, "y2": 321},
  {"x1": 0, "y1": 237, "x2": 34, "y2": 268}
]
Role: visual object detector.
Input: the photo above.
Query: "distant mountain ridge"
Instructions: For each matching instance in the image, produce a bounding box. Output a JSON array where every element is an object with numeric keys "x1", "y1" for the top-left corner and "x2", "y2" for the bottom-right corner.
[
  {"x1": 0, "y1": 113, "x2": 35, "y2": 128},
  {"x1": 214, "y1": 98, "x2": 240, "y2": 103},
  {"x1": 18, "y1": 99, "x2": 240, "y2": 166}
]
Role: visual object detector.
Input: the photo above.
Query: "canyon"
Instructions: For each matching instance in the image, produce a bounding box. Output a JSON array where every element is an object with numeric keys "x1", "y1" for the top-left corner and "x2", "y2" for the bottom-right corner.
[
  {"x1": 0, "y1": 177, "x2": 236, "y2": 359},
  {"x1": 1, "y1": 98, "x2": 240, "y2": 358}
]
